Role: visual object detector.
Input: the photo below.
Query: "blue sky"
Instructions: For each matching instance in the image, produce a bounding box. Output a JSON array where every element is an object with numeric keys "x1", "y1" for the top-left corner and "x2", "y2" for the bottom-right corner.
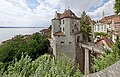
[
  {"x1": 88, "y1": 0, "x2": 110, "y2": 12},
  {"x1": 0, "y1": 0, "x2": 114, "y2": 27},
  {"x1": 26, "y1": 0, "x2": 39, "y2": 9}
]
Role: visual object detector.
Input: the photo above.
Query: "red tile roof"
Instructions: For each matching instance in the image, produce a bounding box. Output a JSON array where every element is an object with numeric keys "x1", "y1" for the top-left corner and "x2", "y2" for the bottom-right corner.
[
  {"x1": 99, "y1": 15, "x2": 120, "y2": 24},
  {"x1": 95, "y1": 37, "x2": 114, "y2": 48},
  {"x1": 40, "y1": 29, "x2": 51, "y2": 33},
  {"x1": 54, "y1": 31, "x2": 65, "y2": 36},
  {"x1": 54, "y1": 9, "x2": 80, "y2": 20},
  {"x1": 113, "y1": 31, "x2": 120, "y2": 36},
  {"x1": 60, "y1": 9, "x2": 80, "y2": 19},
  {"x1": 113, "y1": 24, "x2": 120, "y2": 31},
  {"x1": 40, "y1": 29, "x2": 51, "y2": 38},
  {"x1": 57, "y1": 13, "x2": 61, "y2": 18}
]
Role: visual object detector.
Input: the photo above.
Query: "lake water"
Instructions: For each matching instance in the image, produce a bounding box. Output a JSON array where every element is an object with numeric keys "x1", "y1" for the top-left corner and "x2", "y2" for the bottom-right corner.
[{"x1": 0, "y1": 28, "x2": 44, "y2": 43}]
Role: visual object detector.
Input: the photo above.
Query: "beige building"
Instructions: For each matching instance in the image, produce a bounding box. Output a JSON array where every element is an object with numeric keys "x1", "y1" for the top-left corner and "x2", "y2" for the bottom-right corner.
[
  {"x1": 94, "y1": 23, "x2": 109, "y2": 33},
  {"x1": 93, "y1": 15, "x2": 120, "y2": 43}
]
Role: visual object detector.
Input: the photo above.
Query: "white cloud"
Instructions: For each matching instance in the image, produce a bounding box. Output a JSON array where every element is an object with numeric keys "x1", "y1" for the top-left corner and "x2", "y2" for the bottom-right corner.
[
  {"x1": 0, "y1": 0, "x2": 115, "y2": 27},
  {"x1": 60, "y1": 0, "x2": 101, "y2": 15},
  {"x1": 88, "y1": 0, "x2": 114, "y2": 20},
  {"x1": 0, "y1": 0, "x2": 60, "y2": 27}
]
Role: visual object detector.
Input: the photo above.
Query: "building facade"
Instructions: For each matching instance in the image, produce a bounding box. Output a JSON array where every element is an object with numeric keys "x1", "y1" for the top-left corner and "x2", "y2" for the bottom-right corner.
[
  {"x1": 94, "y1": 23, "x2": 109, "y2": 33},
  {"x1": 50, "y1": 9, "x2": 82, "y2": 61},
  {"x1": 93, "y1": 15, "x2": 120, "y2": 42}
]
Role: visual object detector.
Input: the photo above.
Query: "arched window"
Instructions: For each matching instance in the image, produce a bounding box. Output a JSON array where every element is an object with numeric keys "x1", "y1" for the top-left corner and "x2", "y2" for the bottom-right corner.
[{"x1": 61, "y1": 41, "x2": 65, "y2": 44}]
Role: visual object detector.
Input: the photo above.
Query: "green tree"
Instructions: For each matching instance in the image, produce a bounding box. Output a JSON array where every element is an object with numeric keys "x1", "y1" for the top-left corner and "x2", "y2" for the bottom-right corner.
[
  {"x1": 80, "y1": 11, "x2": 92, "y2": 42},
  {"x1": 0, "y1": 32, "x2": 50, "y2": 71},
  {"x1": 1, "y1": 54, "x2": 82, "y2": 77},
  {"x1": 114, "y1": 0, "x2": 120, "y2": 14},
  {"x1": 94, "y1": 32, "x2": 108, "y2": 38},
  {"x1": 27, "y1": 32, "x2": 50, "y2": 59},
  {"x1": 93, "y1": 39, "x2": 120, "y2": 72}
]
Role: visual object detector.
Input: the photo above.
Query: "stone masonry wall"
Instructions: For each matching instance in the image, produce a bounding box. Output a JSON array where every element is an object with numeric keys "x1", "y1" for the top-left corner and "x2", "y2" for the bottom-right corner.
[
  {"x1": 83, "y1": 60, "x2": 120, "y2": 77},
  {"x1": 56, "y1": 44, "x2": 76, "y2": 61}
]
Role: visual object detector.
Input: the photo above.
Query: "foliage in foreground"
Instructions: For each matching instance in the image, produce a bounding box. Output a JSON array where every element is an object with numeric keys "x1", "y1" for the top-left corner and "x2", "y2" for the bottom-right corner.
[
  {"x1": 0, "y1": 54, "x2": 82, "y2": 77},
  {"x1": 93, "y1": 39, "x2": 120, "y2": 72}
]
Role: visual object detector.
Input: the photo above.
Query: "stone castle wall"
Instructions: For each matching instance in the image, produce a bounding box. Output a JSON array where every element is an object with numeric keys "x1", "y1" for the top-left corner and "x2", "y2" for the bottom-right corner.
[
  {"x1": 83, "y1": 60, "x2": 120, "y2": 77},
  {"x1": 56, "y1": 44, "x2": 76, "y2": 61}
]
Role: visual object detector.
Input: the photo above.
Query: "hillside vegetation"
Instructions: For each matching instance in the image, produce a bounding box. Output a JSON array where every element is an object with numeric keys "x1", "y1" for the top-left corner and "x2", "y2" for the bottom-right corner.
[
  {"x1": 0, "y1": 32, "x2": 82, "y2": 77},
  {"x1": 0, "y1": 32, "x2": 50, "y2": 71}
]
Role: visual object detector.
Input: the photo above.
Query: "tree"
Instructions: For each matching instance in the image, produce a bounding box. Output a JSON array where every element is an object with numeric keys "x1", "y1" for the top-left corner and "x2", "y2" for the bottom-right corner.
[
  {"x1": 27, "y1": 32, "x2": 50, "y2": 59},
  {"x1": 94, "y1": 32, "x2": 108, "y2": 38},
  {"x1": 114, "y1": 0, "x2": 120, "y2": 14},
  {"x1": 80, "y1": 11, "x2": 92, "y2": 42},
  {"x1": 93, "y1": 39, "x2": 120, "y2": 72},
  {"x1": 1, "y1": 54, "x2": 82, "y2": 77},
  {"x1": 0, "y1": 32, "x2": 50, "y2": 72}
]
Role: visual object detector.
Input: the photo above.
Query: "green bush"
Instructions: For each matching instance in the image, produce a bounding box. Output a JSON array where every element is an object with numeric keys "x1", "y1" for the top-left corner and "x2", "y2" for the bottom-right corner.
[
  {"x1": 0, "y1": 32, "x2": 50, "y2": 63},
  {"x1": 0, "y1": 32, "x2": 50, "y2": 72},
  {"x1": 93, "y1": 39, "x2": 120, "y2": 72},
  {"x1": 1, "y1": 54, "x2": 82, "y2": 77},
  {"x1": 94, "y1": 32, "x2": 108, "y2": 38}
]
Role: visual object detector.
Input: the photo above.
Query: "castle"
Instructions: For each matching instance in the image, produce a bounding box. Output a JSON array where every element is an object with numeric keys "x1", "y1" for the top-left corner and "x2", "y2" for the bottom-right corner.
[
  {"x1": 40, "y1": 9, "x2": 120, "y2": 75},
  {"x1": 50, "y1": 9, "x2": 82, "y2": 61}
]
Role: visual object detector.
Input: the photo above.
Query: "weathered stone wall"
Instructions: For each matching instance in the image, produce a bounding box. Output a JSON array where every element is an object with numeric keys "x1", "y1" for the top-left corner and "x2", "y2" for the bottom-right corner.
[
  {"x1": 75, "y1": 46, "x2": 85, "y2": 74},
  {"x1": 83, "y1": 60, "x2": 120, "y2": 77},
  {"x1": 56, "y1": 44, "x2": 76, "y2": 61}
]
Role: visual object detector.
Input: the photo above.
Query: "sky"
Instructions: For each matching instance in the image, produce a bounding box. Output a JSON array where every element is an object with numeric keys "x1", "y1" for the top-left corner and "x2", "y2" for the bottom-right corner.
[{"x1": 0, "y1": 0, "x2": 115, "y2": 27}]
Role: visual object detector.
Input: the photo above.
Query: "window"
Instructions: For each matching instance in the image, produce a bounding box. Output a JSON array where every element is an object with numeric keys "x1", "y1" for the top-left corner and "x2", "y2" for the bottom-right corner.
[
  {"x1": 94, "y1": 26, "x2": 96, "y2": 31},
  {"x1": 77, "y1": 28, "x2": 78, "y2": 31},
  {"x1": 98, "y1": 25, "x2": 100, "y2": 31},
  {"x1": 77, "y1": 36, "x2": 80, "y2": 42},
  {"x1": 60, "y1": 20, "x2": 61, "y2": 25},
  {"x1": 69, "y1": 42, "x2": 72, "y2": 44},
  {"x1": 72, "y1": 29, "x2": 74, "y2": 33},
  {"x1": 63, "y1": 20, "x2": 64, "y2": 24},
  {"x1": 101, "y1": 25, "x2": 103, "y2": 31},
  {"x1": 104, "y1": 25, "x2": 106, "y2": 31},
  {"x1": 61, "y1": 41, "x2": 65, "y2": 44},
  {"x1": 63, "y1": 27, "x2": 65, "y2": 31},
  {"x1": 74, "y1": 24, "x2": 77, "y2": 28},
  {"x1": 60, "y1": 27, "x2": 61, "y2": 31}
]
